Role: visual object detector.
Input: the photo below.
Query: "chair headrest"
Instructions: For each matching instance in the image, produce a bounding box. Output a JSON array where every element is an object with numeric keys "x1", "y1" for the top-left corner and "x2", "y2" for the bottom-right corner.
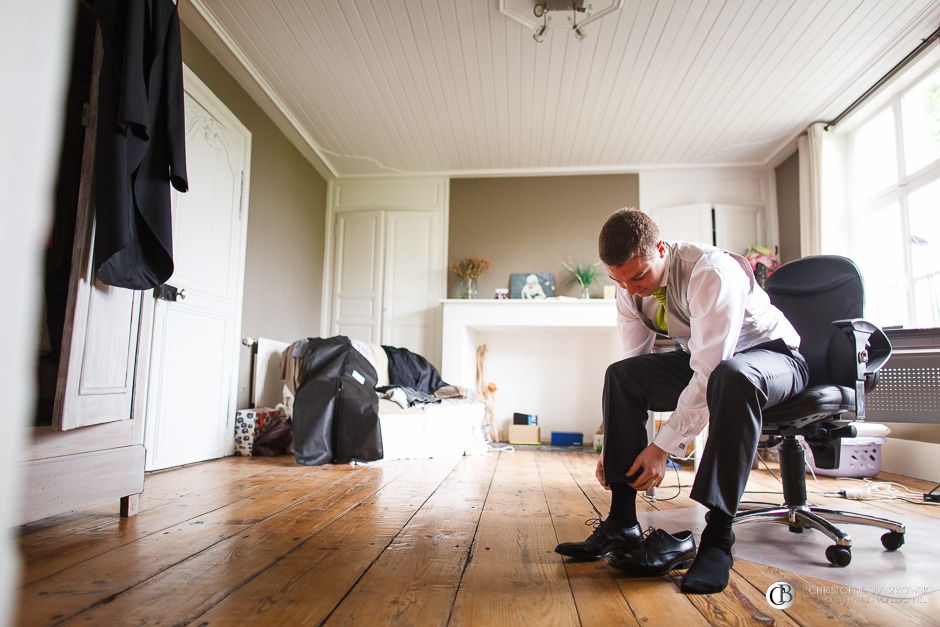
[{"x1": 765, "y1": 255, "x2": 863, "y2": 298}]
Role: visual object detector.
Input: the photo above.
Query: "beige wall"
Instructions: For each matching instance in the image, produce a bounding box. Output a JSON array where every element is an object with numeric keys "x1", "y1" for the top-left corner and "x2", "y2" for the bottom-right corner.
[
  {"x1": 884, "y1": 422, "x2": 940, "y2": 444},
  {"x1": 448, "y1": 175, "x2": 639, "y2": 299},
  {"x1": 775, "y1": 151, "x2": 801, "y2": 264},
  {"x1": 181, "y1": 25, "x2": 327, "y2": 409}
]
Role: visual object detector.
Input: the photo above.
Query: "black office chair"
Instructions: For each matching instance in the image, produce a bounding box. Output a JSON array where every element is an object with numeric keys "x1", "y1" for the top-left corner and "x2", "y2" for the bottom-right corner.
[{"x1": 733, "y1": 255, "x2": 906, "y2": 567}]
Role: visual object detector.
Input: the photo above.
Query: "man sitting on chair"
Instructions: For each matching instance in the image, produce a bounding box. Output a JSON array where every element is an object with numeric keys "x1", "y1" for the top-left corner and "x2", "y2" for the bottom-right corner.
[{"x1": 554, "y1": 208, "x2": 808, "y2": 594}]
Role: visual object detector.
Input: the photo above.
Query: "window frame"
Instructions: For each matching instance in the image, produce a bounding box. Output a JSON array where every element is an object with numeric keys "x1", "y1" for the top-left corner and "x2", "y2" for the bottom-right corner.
[{"x1": 843, "y1": 57, "x2": 940, "y2": 329}]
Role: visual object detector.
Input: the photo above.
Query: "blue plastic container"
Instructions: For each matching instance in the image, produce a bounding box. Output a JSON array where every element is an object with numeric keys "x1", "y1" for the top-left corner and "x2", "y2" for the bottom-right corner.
[{"x1": 551, "y1": 431, "x2": 583, "y2": 446}]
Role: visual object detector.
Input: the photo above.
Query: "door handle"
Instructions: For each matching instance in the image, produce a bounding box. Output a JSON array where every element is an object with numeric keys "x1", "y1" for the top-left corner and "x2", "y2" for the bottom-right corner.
[{"x1": 154, "y1": 284, "x2": 185, "y2": 302}]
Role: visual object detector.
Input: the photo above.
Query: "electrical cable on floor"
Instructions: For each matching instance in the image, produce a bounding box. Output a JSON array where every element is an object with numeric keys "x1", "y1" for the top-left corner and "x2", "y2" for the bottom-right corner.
[
  {"x1": 731, "y1": 448, "x2": 940, "y2": 508},
  {"x1": 819, "y1": 477, "x2": 940, "y2": 506},
  {"x1": 622, "y1": 446, "x2": 936, "y2": 508}
]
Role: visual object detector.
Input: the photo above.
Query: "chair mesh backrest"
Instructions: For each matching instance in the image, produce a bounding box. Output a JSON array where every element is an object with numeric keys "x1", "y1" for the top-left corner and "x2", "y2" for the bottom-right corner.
[{"x1": 764, "y1": 256, "x2": 863, "y2": 388}]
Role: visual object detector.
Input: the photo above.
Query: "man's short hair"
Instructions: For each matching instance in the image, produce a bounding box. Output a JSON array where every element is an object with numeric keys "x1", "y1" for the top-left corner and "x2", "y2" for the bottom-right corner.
[{"x1": 598, "y1": 208, "x2": 660, "y2": 266}]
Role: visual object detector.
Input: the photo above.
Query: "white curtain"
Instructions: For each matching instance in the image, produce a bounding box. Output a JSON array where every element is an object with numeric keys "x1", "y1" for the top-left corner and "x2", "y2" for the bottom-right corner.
[{"x1": 798, "y1": 122, "x2": 848, "y2": 257}]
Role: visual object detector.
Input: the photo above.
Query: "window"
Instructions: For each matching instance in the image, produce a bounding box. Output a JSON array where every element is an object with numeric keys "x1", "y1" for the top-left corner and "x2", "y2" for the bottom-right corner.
[{"x1": 845, "y1": 61, "x2": 940, "y2": 329}]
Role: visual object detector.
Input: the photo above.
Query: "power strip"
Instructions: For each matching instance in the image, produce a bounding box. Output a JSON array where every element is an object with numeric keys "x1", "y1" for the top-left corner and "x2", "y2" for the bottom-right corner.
[{"x1": 841, "y1": 488, "x2": 871, "y2": 500}]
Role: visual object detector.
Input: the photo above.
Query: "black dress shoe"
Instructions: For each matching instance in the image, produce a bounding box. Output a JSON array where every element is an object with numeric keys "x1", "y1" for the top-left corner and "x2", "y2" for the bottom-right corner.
[
  {"x1": 554, "y1": 518, "x2": 643, "y2": 560},
  {"x1": 608, "y1": 528, "x2": 696, "y2": 576}
]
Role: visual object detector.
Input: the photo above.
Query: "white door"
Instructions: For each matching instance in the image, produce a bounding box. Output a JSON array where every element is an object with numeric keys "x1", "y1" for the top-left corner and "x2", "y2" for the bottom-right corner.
[
  {"x1": 143, "y1": 67, "x2": 251, "y2": 471},
  {"x1": 331, "y1": 210, "x2": 385, "y2": 343},
  {"x1": 649, "y1": 203, "x2": 714, "y2": 245},
  {"x1": 54, "y1": 37, "x2": 144, "y2": 431},
  {"x1": 714, "y1": 203, "x2": 765, "y2": 253},
  {"x1": 383, "y1": 211, "x2": 441, "y2": 360}
]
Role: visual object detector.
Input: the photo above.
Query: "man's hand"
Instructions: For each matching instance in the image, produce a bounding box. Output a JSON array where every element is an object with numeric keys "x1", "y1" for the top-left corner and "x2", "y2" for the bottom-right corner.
[
  {"x1": 625, "y1": 444, "x2": 669, "y2": 492},
  {"x1": 596, "y1": 454, "x2": 610, "y2": 490}
]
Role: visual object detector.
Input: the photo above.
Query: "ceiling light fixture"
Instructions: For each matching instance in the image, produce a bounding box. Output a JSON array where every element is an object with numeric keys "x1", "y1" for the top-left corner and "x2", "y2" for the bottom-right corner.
[
  {"x1": 507, "y1": 0, "x2": 622, "y2": 43},
  {"x1": 533, "y1": 21, "x2": 548, "y2": 43}
]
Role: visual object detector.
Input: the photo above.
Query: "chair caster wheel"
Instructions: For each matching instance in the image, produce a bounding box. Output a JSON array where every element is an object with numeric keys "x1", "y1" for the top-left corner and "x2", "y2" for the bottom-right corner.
[
  {"x1": 881, "y1": 531, "x2": 904, "y2": 551},
  {"x1": 826, "y1": 545, "x2": 851, "y2": 567},
  {"x1": 788, "y1": 525, "x2": 803, "y2": 533}
]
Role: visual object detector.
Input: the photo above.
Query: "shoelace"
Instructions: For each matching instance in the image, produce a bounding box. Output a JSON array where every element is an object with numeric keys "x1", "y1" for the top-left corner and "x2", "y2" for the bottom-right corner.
[{"x1": 584, "y1": 517, "x2": 604, "y2": 529}]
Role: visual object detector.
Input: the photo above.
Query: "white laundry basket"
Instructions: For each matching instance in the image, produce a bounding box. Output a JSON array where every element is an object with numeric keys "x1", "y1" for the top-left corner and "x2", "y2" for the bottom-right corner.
[{"x1": 799, "y1": 436, "x2": 886, "y2": 478}]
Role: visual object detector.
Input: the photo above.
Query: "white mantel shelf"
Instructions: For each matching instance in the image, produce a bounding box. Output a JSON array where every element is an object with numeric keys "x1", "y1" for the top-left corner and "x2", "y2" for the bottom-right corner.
[{"x1": 440, "y1": 298, "x2": 618, "y2": 387}]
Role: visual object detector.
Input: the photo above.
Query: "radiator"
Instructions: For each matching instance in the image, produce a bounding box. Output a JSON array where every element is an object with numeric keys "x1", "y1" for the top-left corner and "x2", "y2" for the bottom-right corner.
[{"x1": 866, "y1": 329, "x2": 940, "y2": 424}]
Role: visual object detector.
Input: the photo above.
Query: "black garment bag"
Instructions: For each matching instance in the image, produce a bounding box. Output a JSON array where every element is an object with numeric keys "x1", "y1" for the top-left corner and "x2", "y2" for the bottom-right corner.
[{"x1": 292, "y1": 337, "x2": 382, "y2": 466}]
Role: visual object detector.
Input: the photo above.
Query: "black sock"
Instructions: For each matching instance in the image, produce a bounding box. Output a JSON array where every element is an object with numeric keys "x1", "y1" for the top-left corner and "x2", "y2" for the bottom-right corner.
[
  {"x1": 608, "y1": 483, "x2": 638, "y2": 527},
  {"x1": 681, "y1": 509, "x2": 735, "y2": 594}
]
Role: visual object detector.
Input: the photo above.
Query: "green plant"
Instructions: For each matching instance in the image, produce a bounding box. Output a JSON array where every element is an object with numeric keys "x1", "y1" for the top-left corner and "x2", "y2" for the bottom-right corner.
[{"x1": 564, "y1": 259, "x2": 602, "y2": 292}]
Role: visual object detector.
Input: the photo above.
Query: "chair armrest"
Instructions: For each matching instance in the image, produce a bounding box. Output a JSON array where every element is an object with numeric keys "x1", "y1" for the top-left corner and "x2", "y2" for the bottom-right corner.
[
  {"x1": 832, "y1": 318, "x2": 893, "y2": 376},
  {"x1": 832, "y1": 319, "x2": 892, "y2": 420}
]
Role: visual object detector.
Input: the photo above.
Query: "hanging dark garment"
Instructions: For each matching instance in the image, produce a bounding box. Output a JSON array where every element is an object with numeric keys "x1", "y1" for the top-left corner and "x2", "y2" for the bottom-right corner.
[
  {"x1": 93, "y1": 0, "x2": 188, "y2": 289},
  {"x1": 382, "y1": 345, "x2": 449, "y2": 394},
  {"x1": 291, "y1": 337, "x2": 383, "y2": 466}
]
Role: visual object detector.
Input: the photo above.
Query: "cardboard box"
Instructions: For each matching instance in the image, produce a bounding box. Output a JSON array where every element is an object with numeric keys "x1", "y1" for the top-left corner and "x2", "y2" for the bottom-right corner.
[{"x1": 508, "y1": 424, "x2": 541, "y2": 445}]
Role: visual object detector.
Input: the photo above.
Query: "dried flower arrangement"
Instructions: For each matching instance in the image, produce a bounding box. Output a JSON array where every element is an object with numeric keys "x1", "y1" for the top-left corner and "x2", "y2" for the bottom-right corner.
[{"x1": 449, "y1": 253, "x2": 492, "y2": 280}]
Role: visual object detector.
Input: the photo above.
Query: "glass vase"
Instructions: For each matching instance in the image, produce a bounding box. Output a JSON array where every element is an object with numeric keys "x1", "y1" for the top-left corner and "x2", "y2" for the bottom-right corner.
[
  {"x1": 460, "y1": 277, "x2": 478, "y2": 299},
  {"x1": 581, "y1": 284, "x2": 591, "y2": 299}
]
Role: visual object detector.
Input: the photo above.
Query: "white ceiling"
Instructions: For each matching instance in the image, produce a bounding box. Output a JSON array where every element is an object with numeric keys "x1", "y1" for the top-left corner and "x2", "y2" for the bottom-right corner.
[{"x1": 183, "y1": 0, "x2": 940, "y2": 179}]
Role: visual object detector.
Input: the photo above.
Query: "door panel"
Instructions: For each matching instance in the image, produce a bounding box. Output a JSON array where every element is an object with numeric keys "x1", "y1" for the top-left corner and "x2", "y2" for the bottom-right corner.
[
  {"x1": 383, "y1": 211, "x2": 440, "y2": 359},
  {"x1": 332, "y1": 210, "x2": 384, "y2": 343},
  {"x1": 54, "y1": 33, "x2": 143, "y2": 431},
  {"x1": 143, "y1": 67, "x2": 251, "y2": 471},
  {"x1": 146, "y1": 305, "x2": 231, "y2": 467},
  {"x1": 57, "y1": 279, "x2": 143, "y2": 429},
  {"x1": 649, "y1": 203, "x2": 713, "y2": 244},
  {"x1": 714, "y1": 203, "x2": 765, "y2": 253}
]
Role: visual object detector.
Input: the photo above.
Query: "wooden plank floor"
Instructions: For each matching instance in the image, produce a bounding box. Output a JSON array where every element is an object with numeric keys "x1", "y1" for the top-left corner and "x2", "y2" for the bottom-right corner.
[{"x1": 15, "y1": 450, "x2": 940, "y2": 626}]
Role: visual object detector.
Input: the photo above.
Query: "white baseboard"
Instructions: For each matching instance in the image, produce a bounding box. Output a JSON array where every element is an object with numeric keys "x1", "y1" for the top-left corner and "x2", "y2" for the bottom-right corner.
[{"x1": 880, "y1": 437, "x2": 940, "y2": 481}]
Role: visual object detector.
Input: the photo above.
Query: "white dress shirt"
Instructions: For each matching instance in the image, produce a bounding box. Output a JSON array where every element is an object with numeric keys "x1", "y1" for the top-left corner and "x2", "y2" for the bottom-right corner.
[{"x1": 615, "y1": 247, "x2": 800, "y2": 456}]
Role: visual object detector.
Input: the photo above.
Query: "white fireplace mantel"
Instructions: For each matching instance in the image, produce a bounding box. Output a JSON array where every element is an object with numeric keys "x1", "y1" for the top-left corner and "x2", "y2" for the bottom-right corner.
[{"x1": 440, "y1": 299, "x2": 617, "y2": 387}]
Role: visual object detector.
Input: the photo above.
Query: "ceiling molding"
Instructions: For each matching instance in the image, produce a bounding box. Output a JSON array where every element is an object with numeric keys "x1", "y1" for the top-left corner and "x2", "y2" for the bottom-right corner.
[
  {"x1": 181, "y1": 0, "x2": 337, "y2": 180},
  {"x1": 337, "y1": 161, "x2": 767, "y2": 180}
]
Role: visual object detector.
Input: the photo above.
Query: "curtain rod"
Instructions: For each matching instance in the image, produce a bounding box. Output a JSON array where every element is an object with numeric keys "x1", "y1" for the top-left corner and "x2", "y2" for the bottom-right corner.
[{"x1": 824, "y1": 24, "x2": 940, "y2": 131}]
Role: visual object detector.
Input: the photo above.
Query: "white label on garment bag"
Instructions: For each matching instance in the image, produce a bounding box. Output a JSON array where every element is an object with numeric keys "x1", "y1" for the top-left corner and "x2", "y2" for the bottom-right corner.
[{"x1": 351, "y1": 370, "x2": 366, "y2": 385}]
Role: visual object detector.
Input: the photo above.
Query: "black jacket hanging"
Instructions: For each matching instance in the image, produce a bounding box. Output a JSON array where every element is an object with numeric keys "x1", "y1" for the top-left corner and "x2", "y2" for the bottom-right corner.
[{"x1": 93, "y1": 0, "x2": 188, "y2": 289}]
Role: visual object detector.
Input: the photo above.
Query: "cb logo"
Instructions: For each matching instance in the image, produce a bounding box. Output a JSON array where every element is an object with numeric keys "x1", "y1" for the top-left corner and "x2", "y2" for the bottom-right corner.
[{"x1": 766, "y1": 581, "x2": 795, "y2": 609}]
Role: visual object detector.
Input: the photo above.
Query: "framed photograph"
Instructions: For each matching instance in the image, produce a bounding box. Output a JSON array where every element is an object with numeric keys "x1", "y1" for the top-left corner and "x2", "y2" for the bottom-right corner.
[{"x1": 509, "y1": 273, "x2": 555, "y2": 300}]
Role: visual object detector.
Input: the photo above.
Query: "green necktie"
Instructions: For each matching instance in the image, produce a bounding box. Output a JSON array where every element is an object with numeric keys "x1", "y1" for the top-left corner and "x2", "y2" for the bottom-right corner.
[{"x1": 652, "y1": 286, "x2": 668, "y2": 333}]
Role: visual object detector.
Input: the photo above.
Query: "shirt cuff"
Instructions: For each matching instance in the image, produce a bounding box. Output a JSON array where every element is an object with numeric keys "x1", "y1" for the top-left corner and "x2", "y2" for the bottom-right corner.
[{"x1": 652, "y1": 421, "x2": 695, "y2": 457}]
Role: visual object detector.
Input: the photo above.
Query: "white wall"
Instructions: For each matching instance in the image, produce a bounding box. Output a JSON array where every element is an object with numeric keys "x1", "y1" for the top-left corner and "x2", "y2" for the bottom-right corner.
[
  {"x1": 639, "y1": 166, "x2": 776, "y2": 248},
  {"x1": 0, "y1": 2, "x2": 74, "y2": 622},
  {"x1": 479, "y1": 328, "x2": 621, "y2": 443}
]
